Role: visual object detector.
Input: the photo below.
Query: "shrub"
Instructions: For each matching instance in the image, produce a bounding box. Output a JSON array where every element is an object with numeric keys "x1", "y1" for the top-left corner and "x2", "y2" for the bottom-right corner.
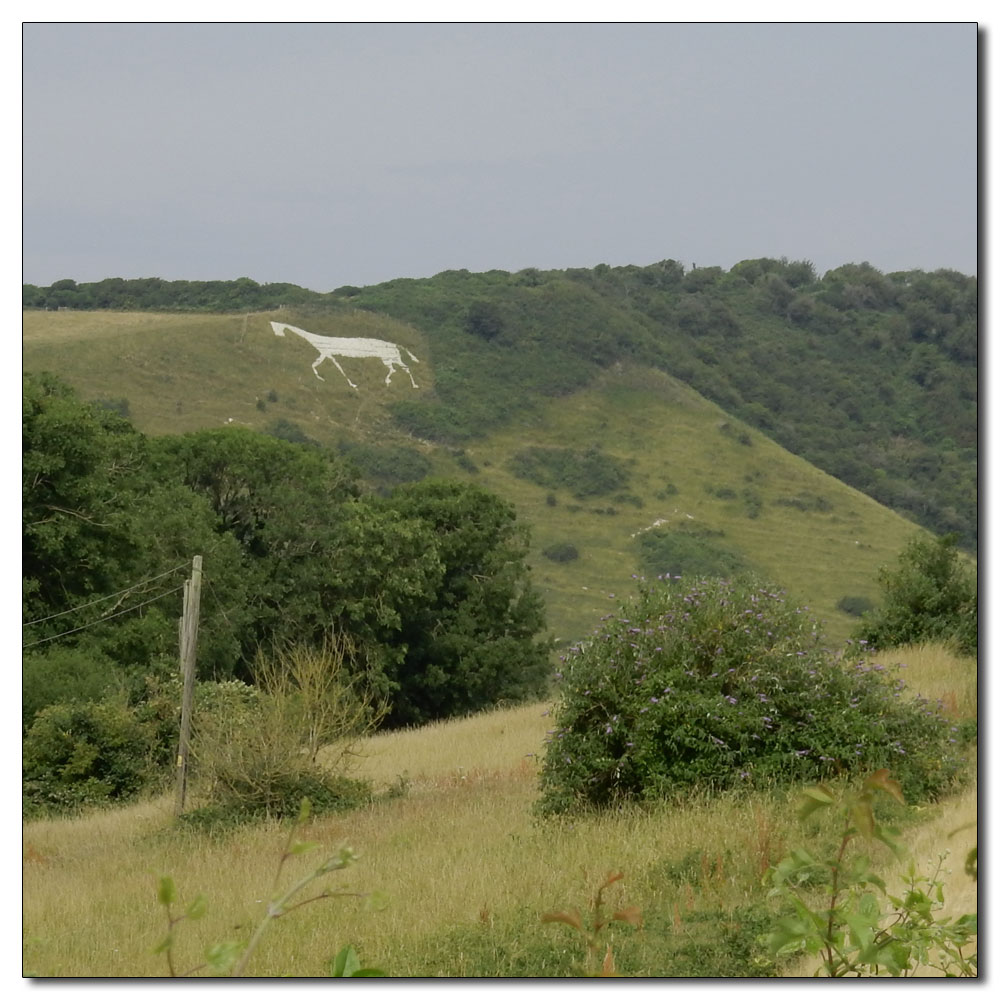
[
  {"x1": 854, "y1": 533, "x2": 977, "y2": 655},
  {"x1": 23, "y1": 697, "x2": 167, "y2": 814},
  {"x1": 336, "y1": 439, "x2": 432, "y2": 490},
  {"x1": 635, "y1": 526, "x2": 746, "y2": 581},
  {"x1": 767, "y1": 771, "x2": 977, "y2": 977},
  {"x1": 265, "y1": 418, "x2": 319, "y2": 448},
  {"x1": 536, "y1": 577, "x2": 969, "y2": 816},
  {"x1": 775, "y1": 492, "x2": 834, "y2": 513},
  {"x1": 542, "y1": 542, "x2": 580, "y2": 563},
  {"x1": 190, "y1": 636, "x2": 384, "y2": 819},
  {"x1": 508, "y1": 446, "x2": 629, "y2": 499},
  {"x1": 741, "y1": 488, "x2": 763, "y2": 519},
  {"x1": 92, "y1": 397, "x2": 131, "y2": 419},
  {"x1": 837, "y1": 595, "x2": 875, "y2": 617},
  {"x1": 452, "y1": 450, "x2": 479, "y2": 474},
  {"x1": 22, "y1": 646, "x2": 119, "y2": 731}
]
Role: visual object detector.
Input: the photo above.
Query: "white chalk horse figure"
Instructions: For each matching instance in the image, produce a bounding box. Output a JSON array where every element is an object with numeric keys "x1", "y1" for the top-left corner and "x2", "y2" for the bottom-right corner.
[{"x1": 270, "y1": 321, "x2": 420, "y2": 389}]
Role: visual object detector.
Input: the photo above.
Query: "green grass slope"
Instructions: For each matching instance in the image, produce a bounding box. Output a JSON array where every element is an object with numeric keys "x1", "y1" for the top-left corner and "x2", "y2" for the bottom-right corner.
[{"x1": 23, "y1": 308, "x2": 928, "y2": 648}]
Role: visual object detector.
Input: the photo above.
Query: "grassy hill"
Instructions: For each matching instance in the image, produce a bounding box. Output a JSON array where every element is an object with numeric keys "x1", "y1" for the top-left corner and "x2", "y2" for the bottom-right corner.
[
  {"x1": 26, "y1": 260, "x2": 976, "y2": 549},
  {"x1": 23, "y1": 307, "x2": 933, "y2": 649}
]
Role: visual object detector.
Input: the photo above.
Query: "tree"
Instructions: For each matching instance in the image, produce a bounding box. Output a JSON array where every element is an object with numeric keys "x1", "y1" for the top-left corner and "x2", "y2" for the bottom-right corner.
[
  {"x1": 464, "y1": 299, "x2": 505, "y2": 341},
  {"x1": 23, "y1": 372, "x2": 141, "y2": 623},
  {"x1": 22, "y1": 373, "x2": 249, "y2": 686},
  {"x1": 854, "y1": 533, "x2": 977, "y2": 655},
  {"x1": 153, "y1": 427, "x2": 445, "y2": 697},
  {"x1": 378, "y1": 480, "x2": 551, "y2": 725}
]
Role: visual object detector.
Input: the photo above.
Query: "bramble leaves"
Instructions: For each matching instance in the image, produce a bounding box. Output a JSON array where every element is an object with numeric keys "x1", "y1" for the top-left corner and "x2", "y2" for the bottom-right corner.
[
  {"x1": 766, "y1": 774, "x2": 977, "y2": 977},
  {"x1": 157, "y1": 876, "x2": 176, "y2": 907}
]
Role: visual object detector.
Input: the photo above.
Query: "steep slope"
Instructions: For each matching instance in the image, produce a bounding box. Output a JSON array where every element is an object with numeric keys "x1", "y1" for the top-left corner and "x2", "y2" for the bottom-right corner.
[{"x1": 24, "y1": 307, "x2": 930, "y2": 648}]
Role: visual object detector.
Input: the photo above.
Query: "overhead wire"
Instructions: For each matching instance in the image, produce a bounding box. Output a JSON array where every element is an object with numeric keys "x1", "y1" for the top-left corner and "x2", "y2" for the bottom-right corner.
[
  {"x1": 22, "y1": 584, "x2": 186, "y2": 649},
  {"x1": 22, "y1": 562, "x2": 189, "y2": 626}
]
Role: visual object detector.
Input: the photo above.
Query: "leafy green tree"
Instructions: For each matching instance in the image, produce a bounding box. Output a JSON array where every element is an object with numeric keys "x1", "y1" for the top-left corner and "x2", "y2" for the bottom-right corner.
[
  {"x1": 854, "y1": 534, "x2": 977, "y2": 654},
  {"x1": 153, "y1": 427, "x2": 447, "y2": 698},
  {"x1": 23, "y1": 372, "x2": 141, "y2": 623},
  {"x1": 22, "y1": 373, "x2": 250, "y2": 684},
  {"x1": 378, "y1": 480, "x2": 551, "y2": 725},
  {"x1": 464, "y1": 299, "x2": 505, "y2": 341}
]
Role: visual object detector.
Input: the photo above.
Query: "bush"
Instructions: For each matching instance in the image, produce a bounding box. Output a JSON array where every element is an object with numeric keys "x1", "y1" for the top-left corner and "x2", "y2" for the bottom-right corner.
[
  {"x1": 23, "y1": 697, "x2": 168, "y2": 814},
  {"x1": 178, "y1": 774, "x2": 372, "y2": 830},
  {"x1": 837, "y1": 595, "x2": 875, "y2": 617},
  {"x1": 854, "y1": 534, "x2": 977, "y2": 655},
  {"x1": 542, "y1": 542, "x2": 579, "y2": 563},
  {"x1": 22, "y1": 646, "x2": 119, "y2": 731},
  {"x1": 336, "y1": 439, "x2": 432, "y2": 490},
  {"x1": 190, "y1": 637, "x2": 385, "y2": 818},
  {"x1": 635, "y1": 526, "x2": 747, "y2": 581},
  {"x1": 265, "y1": 418, "x2": 319, "y2": 448},
  {"x1": 536, "y1": 577, "x2": 969, "y2": 816},
  {"x1": 508, "y1": 446, "x2": 629, "y2": 499},
  {"x1": 775, "y1": 492, "x2": 834, "y2": 513}
]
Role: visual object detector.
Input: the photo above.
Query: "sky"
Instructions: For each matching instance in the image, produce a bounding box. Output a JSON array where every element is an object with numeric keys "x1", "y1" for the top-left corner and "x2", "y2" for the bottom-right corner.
[{"x1": 21, "y1": 21, "x2": 978, "y2": 292}]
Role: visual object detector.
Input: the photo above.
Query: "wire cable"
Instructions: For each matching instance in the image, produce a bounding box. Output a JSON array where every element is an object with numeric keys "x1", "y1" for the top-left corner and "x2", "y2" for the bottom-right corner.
[
  {"x1": 22, "y1": 562, "x2": 188, "y2": 627},
  {"x1": 22, "y1": 584, "x2": 186, "y2": 649}
]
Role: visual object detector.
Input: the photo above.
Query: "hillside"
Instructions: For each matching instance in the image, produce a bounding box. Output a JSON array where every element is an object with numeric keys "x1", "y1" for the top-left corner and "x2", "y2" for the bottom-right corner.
[
  {"x1": 23, "y1": 305, "x2": 938, "y2": 648},
  {"x1": 24, "y1": 260, "x2": 978, "y2": 549}
]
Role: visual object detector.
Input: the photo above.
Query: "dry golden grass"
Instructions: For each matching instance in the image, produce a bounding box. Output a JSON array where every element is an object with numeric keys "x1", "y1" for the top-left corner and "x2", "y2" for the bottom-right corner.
[
  {"x1": 23, "y1": 644, "x2": 977, "y2": 978},
  {"x1": 876, "y1": 641, "x2": 978, "y2": 720}
]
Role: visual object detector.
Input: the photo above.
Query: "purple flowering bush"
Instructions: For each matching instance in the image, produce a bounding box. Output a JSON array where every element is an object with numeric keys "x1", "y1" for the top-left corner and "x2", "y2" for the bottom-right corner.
[{"x1": 536, "y1": 577, "x2": 972, "y2": 815}]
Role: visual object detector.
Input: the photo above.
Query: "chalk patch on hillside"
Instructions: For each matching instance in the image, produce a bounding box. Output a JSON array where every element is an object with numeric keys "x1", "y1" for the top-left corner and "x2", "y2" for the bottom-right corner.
[{"x1": 271, "y1": 321, "x2": 420, "y2": 389}]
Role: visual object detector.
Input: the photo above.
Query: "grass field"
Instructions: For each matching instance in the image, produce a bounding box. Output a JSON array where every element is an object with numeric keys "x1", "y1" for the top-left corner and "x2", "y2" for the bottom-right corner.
[{"x1": 22, "y1": 643, "x2": 977, "y2": 978}]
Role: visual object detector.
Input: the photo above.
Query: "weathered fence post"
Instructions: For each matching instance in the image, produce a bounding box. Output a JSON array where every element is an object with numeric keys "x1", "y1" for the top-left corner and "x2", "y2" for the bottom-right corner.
[{"x1": 174, "y1": 555, "x2": 203, "y2": 816}]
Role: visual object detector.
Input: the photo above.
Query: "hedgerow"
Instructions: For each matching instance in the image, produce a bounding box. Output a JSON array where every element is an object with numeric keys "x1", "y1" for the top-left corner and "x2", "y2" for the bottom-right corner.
[{"x1": 536, "y1": 576, "x2": 971, "y2": 816}]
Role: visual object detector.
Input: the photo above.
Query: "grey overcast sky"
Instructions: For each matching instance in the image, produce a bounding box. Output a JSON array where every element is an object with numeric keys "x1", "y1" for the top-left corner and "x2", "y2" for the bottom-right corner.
[{"x1": 22, "y1": 21, "x2": 977, "y2": 292}]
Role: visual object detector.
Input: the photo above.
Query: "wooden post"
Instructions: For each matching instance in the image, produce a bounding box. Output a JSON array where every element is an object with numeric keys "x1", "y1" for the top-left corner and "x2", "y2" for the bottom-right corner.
[{"x1": 174, "y1": 555, "x2": 203, "y2": 817}]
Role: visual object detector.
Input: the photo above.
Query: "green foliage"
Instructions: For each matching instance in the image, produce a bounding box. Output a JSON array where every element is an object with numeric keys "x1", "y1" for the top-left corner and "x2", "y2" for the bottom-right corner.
[
  {"x1": 635, "y1": 525, "x2": 747, "y2": 580},
  {"x1": 422, "y1": 895, "x2": 775, "y2": 977},
  {"x1": 854, "y1": 534, "x2": 977, "y2": 655},
  {"x1": 22, "y1": 646, "x2": 120, "y2": 730},
  {"x1": 23, "y1": 372, "x2": 146, "y2": 625},
  {"x1": 775, "y1": 492, "x2": 834, "y2": 513},
  {"x1": 264, "y1": 418, "x2": 319, "y2": 448},
  {"x1": 178, "y1": 775, "x2": 372, "y2": 831},
  {"x1": 22, "y1": 697, "x2": 170, "y2": 814},
  {"x1": 327, "y1": 945, "x2": 386, "y2": 977},
  {"x1": 766, "y1": 772, "x2": 977, "y2": 976},
  {"x1": 837, "y1": 595, "x2": 875, "y2": 618},
  {"x1": 22, "y1": 373, "x2": 250, "y2": 679},
  {"x1": 92, "y1": 396, "x2": 131, "y2": 419},
  {"x1": 25, "y1": 275, "x2": 324, "y2": 312},
  {"x1": 508, "y1": 446, "x2": 630, "y2": 499},
  {"x1": 536, "y1": 578, "x2": 969, "y2": 816},
  {"x1": 464, "y1": 299, "x2": 505, "y2": 340},
  {"x1": 335, "y1": 438, "x2": 432, "y2": 491},
  {"x1": 542, "y1": 542, "x2": 580, "y2": 563},
  {"x1": 378, "y1": 480, "x2": 551, "y2": 726}
]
